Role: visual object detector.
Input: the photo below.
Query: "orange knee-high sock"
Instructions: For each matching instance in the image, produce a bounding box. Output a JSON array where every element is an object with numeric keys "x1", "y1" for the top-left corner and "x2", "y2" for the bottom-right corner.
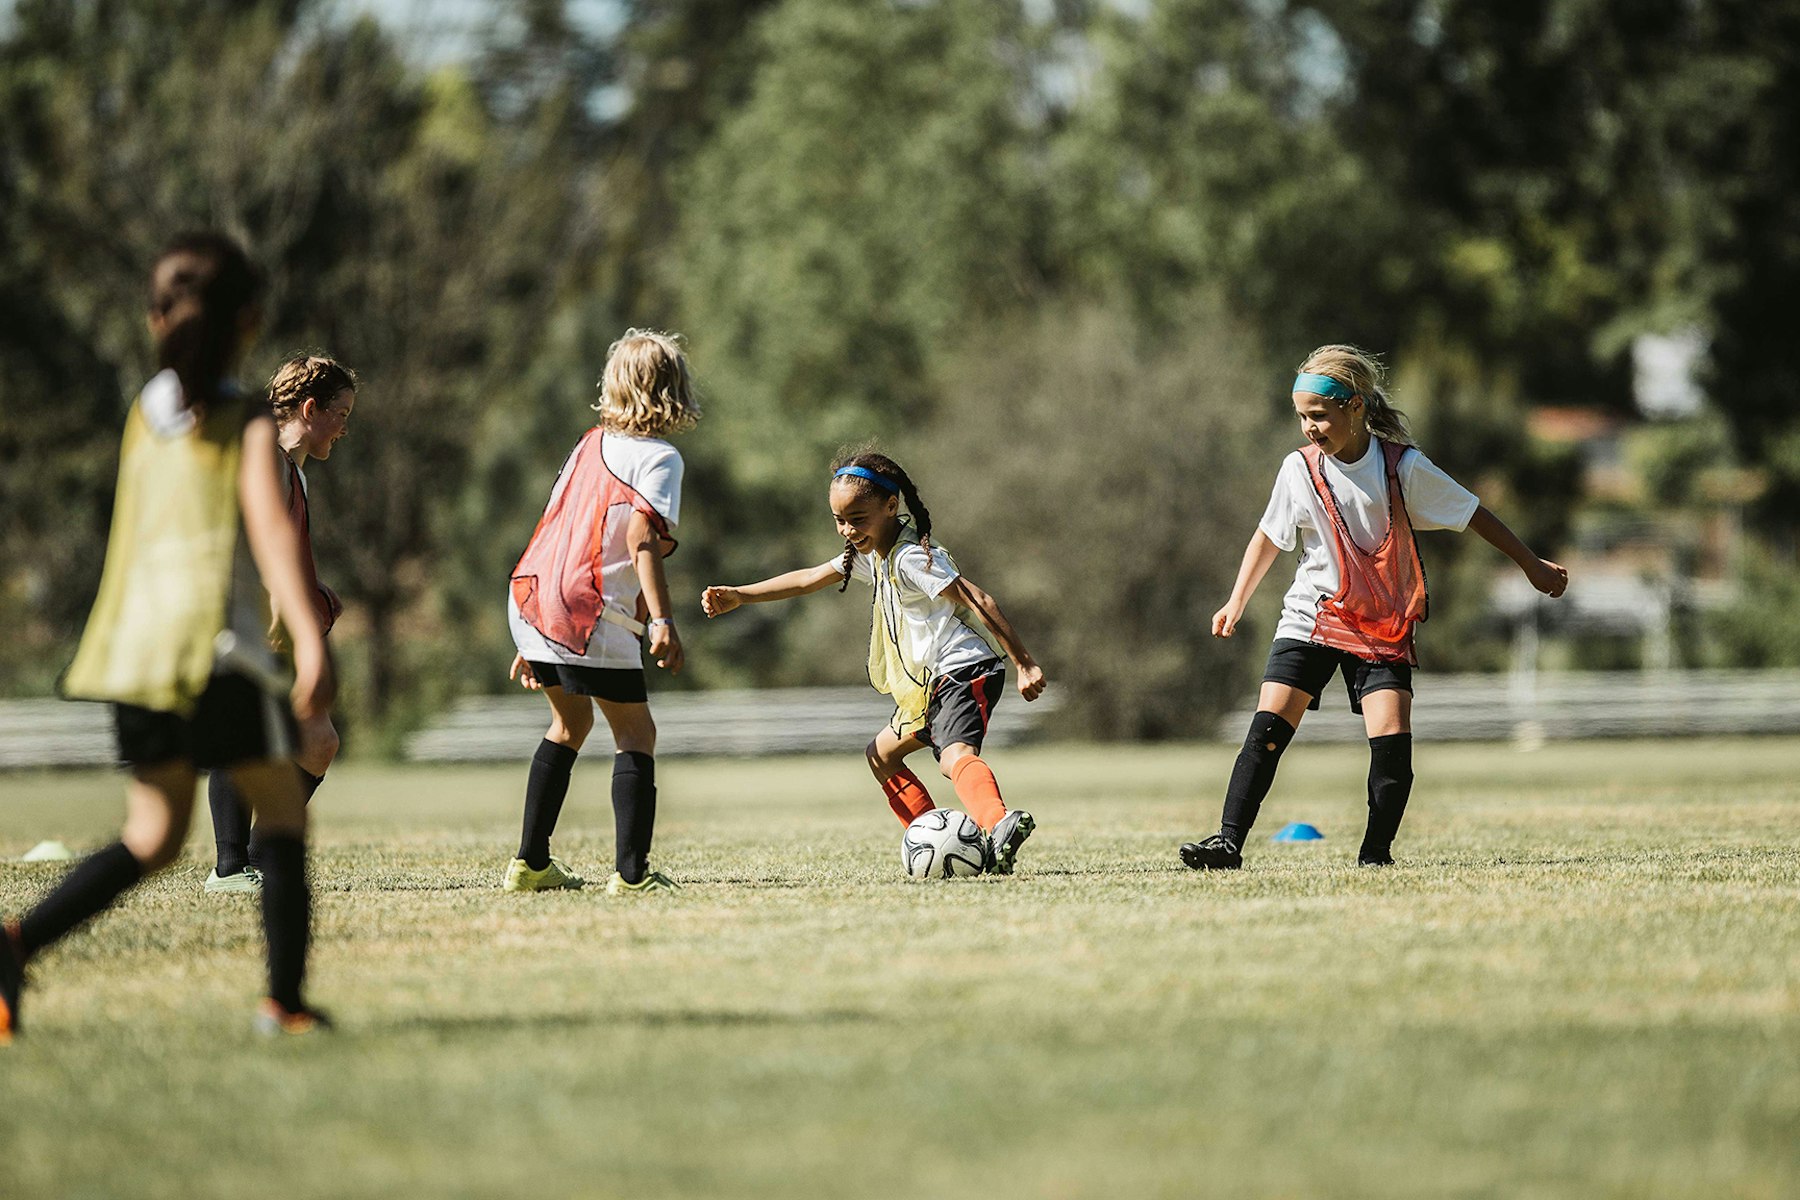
[
  {"x1": 880, "y1": 768, "x2": 937, "y2": 825},
  {"x1": 949, "y1": 755, "x2": 1007, "y2": 831}
]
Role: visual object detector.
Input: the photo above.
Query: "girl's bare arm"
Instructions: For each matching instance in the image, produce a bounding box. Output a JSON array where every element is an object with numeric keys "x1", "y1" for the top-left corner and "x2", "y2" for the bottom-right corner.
[
  {"x1": 1213, "y1": 529, "x2": 1282, "y2": 638},
  {"x1": 627, "y1": 510, "x2": 683, "y2": 672},
  {"x1": 1467, "y1": 506, "x2": 1568, "y2": 597},
  {"x1": 701, "y1": 562, "x2": 844, "y2": 616},
  {"x1": 239, "y1": 417, "x2": 334, "y2": 717},
  {"x1": 945, "y1": 576, "x2": 1046, "y2": 701}
]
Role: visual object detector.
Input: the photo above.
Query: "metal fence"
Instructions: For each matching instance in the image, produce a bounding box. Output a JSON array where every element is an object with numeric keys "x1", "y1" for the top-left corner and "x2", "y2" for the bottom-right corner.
[{"x1": 2, "y1": 671, "x2": 1798, "y2": 768}]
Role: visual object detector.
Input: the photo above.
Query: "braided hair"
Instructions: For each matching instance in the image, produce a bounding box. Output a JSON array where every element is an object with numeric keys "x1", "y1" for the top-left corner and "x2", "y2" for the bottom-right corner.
[
  {"x1": 267, "y1": 354, "x2": 358, "y2": 425},
  {"x1": 829, "y1": 448, "x2": 932, "y2": 593}
]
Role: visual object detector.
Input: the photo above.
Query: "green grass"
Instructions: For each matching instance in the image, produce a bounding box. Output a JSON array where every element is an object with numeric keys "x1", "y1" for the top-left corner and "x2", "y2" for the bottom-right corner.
[{"x1": 3, "y1": 738, "x2": 1798, "y2": 1199}]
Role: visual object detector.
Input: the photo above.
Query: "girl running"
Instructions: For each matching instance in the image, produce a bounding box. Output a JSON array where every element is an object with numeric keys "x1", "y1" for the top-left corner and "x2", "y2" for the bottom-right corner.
[
  {"x1": 1, "y1": 232, "x2": 335, "y2": 1042},
  {"x1": 205, "y1": 355, "x2": 356, "y2": 895},
  {"x1": 701, "y1": 449, "x2": 1047, "y2": 873},
  {"x1": 1181, "y1": 345, "x2": 1568, "y2": 871},
  {"x1": 503, "y1": 329, "x2": 699, "y2": 895}
]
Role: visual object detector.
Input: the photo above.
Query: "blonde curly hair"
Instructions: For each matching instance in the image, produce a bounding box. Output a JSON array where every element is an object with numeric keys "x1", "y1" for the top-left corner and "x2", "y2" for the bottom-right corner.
[
  {"x1": 267, "y1": 353, "x2": 358, "y2": 424},
  {"x1": 592, "y1": 329, "x2": 701, "y2": 437}
]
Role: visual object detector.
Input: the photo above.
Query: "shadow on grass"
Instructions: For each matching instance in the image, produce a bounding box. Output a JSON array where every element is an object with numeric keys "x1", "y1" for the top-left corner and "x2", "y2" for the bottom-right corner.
[{"x1": 373, "y1": 1007, "x2": 880, "y2": 1035}]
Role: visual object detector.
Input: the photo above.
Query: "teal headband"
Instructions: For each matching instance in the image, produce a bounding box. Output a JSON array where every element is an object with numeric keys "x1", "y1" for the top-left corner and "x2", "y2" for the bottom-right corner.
[
  {"x1": 1294, "y1": 372, "x2": 1354, "y2": 402},
  {"x1": 834, "y1": 465, "x2": 899, "y2": 493}
]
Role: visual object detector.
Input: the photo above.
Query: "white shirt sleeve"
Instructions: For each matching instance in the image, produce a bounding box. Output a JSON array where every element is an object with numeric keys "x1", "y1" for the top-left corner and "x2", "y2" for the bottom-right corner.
[
  {"x1": 893, "y1": 543, "x2": 960, "y2": 600},
  {"x1": 1256, "y1": 454, "x2": 1309, "y2": 552},
  {"x1": 1398, "y1": 449, "x2": 1480, "y2": 532},
  {"x1": 632, "y1": 446, "x2": 685, "y2": 528}
]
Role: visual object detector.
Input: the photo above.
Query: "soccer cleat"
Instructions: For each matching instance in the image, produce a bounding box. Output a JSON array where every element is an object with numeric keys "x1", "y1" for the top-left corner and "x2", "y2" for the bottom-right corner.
[
  {"x1": 604, "y1": 869, "x2": 681, "y2": 895},
  {"x1": 502, "y1": 856, "x2": 585, "y2": 892},
  {"x1": 1180, "y1": 833, "x2": 1243, "y2": 871},
  {"x1": 255, "y1": 998, "x2": 333, "y2": 1037},
  {"x1": 1357, "y1": 849, "x2": 1395, "y2": 867},
  {"x1": 1, "y1": 921, "x2": 23, "y2": 1045},
  {"x1": 204, "y1": 867, "x2": 264, "y2": 896},
  {"x1": 986, "y1": 810, "x2": 1036, "y2": 875}
]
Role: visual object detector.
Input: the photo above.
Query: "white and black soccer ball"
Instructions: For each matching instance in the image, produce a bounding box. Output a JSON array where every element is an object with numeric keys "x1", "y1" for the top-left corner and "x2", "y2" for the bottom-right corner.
[{"x1": 901, "y1": 809, "x2": 988, "y2": 879}]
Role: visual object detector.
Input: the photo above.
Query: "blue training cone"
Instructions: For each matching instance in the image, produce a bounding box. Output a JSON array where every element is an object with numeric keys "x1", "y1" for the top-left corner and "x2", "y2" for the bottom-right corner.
[{"x1": 1270, "y1": 822, "x2": 1324, "y2": 843}]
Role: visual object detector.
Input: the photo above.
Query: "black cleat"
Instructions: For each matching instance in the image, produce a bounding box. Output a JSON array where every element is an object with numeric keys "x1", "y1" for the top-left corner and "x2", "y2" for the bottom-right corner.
[
  {"x1": 1357, "y1": 849, "x2": 1395, "y2": 867},
  {"x1": 987, "y1": 810, "x2": 1035, "y2": 875},
  {"x1": 1180, "y1": 833, "x2": 1242, "y2": 871}
]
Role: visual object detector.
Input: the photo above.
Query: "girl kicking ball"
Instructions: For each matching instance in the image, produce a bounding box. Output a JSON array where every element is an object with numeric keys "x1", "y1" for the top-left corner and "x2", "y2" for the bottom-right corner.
[
  {"x1": 1181, "y1": 344, "x2": 1567, "y2": 871},
  {"x1": 1, "y1": 232, "x2": 335, "y2": 1041},
  {"x1": 502, "y1": 329, "x2": 699, "y2": 895},
  {"x1": 701, "y1": 449, "x2": 1047, "y2": 874},
  {"x1": 205, "y1": 354, "x2": 357, "y2": 895}
]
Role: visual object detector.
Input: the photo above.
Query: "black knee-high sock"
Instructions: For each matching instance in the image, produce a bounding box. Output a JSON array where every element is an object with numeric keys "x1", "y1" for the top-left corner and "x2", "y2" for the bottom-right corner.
[
  {"x1": 249, "y1": 767, "x2": 324, "y2": 870},
  {"x1": 257, "y1": 833, "x2": 309, "y2": 1011},
  {"x1": 1361, "y1": 734, "x2": 1414, "y2": 860},
  {"x1": 16, "y1": 842, "x2": 144, "y2": 958},
  {"x1": 612, "y1": 751, "x2": 656, "y2": 885},
  {"x1": 209, "y1": 772, "x2": 253, "y2": 877},
  {"x1": 1220, "y1": 711, "x2": 1297, "y2": 847},
  {"x1": 518, "y1": 740, "x2": 579, "y2": 870}
]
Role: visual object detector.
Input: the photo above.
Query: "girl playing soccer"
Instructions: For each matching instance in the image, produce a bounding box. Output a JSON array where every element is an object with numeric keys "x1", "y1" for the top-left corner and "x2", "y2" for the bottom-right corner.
[
  {"x1": 503, "y1": 329, "x2": 699, "y2": 895},
  {"x1": 1, "y1": 232, "x2": 335, "y2": 1041},
  {"x1": 1181, "y1": 345, "x2": 1568, "y2": 871},
  {"x1": 701, "y1": 450, "x2": 1047, "y2": 873},
  {"x1": 205, "y1": 354, "x2": 357, "y2": 895}
]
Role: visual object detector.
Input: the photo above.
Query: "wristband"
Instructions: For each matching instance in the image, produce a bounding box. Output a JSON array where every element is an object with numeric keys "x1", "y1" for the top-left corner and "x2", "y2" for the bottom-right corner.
[{"x1": 648, "y1": 617, "x2": 674, "y2": 628}]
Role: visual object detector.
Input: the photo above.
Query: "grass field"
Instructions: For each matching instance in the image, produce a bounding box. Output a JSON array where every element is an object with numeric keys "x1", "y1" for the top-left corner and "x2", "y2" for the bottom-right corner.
[{"x1": 2, "y1": 737, "x2": 1798, "y2": 1199}]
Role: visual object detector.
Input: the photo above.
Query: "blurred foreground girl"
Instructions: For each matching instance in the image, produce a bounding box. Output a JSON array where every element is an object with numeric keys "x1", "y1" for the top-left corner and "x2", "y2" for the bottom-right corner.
[
  {"x1": 205, "y1": 354, "x2": 357, "y2": 895},
  {"x1": 1, "y1": 233, "x2": 335, "y2": 1041},
  {"x1": 503, "y1": 330, "x2": 699, "y2": 894},
  {"x1": 1181, "y1": 345, "x2": 1567, "y2": 871},
  {"x1": 701, "y1": 449, "x2": 1046, "y2": 874}
]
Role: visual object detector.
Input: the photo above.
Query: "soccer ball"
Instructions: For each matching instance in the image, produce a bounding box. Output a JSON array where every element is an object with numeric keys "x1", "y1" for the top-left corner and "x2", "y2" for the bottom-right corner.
[{"x1": 901, "y1": 809, "x2": 988, "y2": 879}]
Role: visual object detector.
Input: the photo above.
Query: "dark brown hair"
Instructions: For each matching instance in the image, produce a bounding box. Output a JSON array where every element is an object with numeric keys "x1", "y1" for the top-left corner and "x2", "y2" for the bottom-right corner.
[
  {"x1": 150, "y1": 231, "x2": 264, "y2": 409},
  {"x1": 829, "y1": 448, "x2": 932, "y2": 592},
  {"x1": 268, "y1": 354, "x2": 358, "y2": 424}
]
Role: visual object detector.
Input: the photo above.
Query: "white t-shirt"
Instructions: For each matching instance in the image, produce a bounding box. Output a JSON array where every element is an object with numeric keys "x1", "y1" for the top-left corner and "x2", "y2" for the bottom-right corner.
[
  {"x1": 1259, "y1": 440, "x2": 1479, "y2": 647},
  {"x1": 826, "y1": 539, "x2": 998, "y2": 681},
  {"x1": 508, "y1": 432, "x2": 684, "y2": 669}
]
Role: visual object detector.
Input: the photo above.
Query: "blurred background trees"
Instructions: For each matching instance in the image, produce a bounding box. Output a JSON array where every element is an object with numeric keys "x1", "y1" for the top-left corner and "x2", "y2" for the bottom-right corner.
[{"x1": 3, "y1": 0, "x2": 1797, "y2": 745}]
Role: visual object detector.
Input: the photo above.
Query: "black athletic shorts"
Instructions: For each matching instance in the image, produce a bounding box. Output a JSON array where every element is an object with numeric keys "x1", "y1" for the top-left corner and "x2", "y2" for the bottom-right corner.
[
  {"x1": 921, "y1": 660, "x2": 1006, "y2": 759},
  {"x1": 526, "y1": 661, "x2": 648, "y2": 704},
  {"x1": 112, "y1": 672, "x2": 297, "y2": 769},
  {"x1": 1262, "y1": 638, "x2": 1412, "y2": 715}
]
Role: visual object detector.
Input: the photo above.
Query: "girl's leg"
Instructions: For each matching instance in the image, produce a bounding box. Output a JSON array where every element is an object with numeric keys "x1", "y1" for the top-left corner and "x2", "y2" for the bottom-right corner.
[
  {"x1": 866, "y1": 726, "x2": 934, "y2": 824},
  {"x1": 937, "y1": 741, "x2": 1006, "y2": 831},
  {"x1": 234, "y1": 760, "x2": 314, "y2": 1016},
  {"x1": 216, "y1": 715, "x2": 339, "y2": 885},
  {"x1": 15, "y1": 763, "x2": 195, "y2": 960},
  {"x1": 596, "y1": 698, "x2": 657, "y2": 884},
  {"x1": 1218, "y1": 682, "x2": 1312, "y2": 848},
  {"x1": 1358, "y1": 688, "x2": 1414, "y2": 865},
  {"x1": 515, "y1": 686, "x2": 593, "y2": 871}
]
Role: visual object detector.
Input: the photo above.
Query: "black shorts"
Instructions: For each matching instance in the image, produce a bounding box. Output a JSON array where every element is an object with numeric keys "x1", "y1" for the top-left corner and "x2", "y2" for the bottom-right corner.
[
  {"x1": 1263, "y1": 638, "x2": 1412, "y2": 715},
  {"x1": 921, "y1": 661, "x2": 1006, "y2": 759},
  {"x1": 112, "y1": 672, "x2": 297, "y2": 769},
  {"x1": 526, "y1": 661, "x2": 648, "y2": 704}
]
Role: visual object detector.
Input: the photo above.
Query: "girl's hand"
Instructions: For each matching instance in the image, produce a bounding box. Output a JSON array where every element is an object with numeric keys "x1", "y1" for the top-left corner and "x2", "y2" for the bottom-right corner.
[
  {"x1": 701, "y1": 586, "x2": 740, "y2": 618},
  {"x1": 1212, "y1": 604, "x2": 1244, "y2": 638},
  {"x1": 650, "y1": 620, "x2": 684, "y2": 674},
  {"x1": 1016, "y1": 661, "x2": 1047, "y2": 702},
  {"x1": 509, "y1": 653, "x2": 543, "y2": 691},
  {"x1": 1528, "y1": 558, "x2": 1569, "y2": 598}
]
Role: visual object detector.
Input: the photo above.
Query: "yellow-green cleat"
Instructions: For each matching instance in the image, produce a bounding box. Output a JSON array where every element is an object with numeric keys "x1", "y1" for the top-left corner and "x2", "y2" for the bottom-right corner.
[
  {"x1": 502, "y1": 856, "x2": 585, "y2": 892},
  {"x1": 204, "y1": 867, "x2": 264, "y2": 896},
  {"x1": 604, "y1": 869, "x2": 681, "y2": 895}
]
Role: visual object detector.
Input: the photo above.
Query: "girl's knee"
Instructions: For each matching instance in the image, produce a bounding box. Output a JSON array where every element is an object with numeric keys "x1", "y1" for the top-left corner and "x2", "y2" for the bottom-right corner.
[
  {"x1": 120, "y1": 820, "x2": 186, "y2": 870},
  {"x1": 936, "y1": 743, "x2": 975, "y2": 778},
  {"x1": 548, "y1": 703, "x2": 595, "y2": 750}
]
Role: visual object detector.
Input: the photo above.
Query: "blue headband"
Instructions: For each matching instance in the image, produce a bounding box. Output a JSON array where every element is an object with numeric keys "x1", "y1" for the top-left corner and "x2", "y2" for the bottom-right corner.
[
  {"x1": 833, "y1": 465, "x2": 899, "y2": 493},
  {"x1": 1294, "y1": 372, "x2": 1355, "y2": 401}
]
